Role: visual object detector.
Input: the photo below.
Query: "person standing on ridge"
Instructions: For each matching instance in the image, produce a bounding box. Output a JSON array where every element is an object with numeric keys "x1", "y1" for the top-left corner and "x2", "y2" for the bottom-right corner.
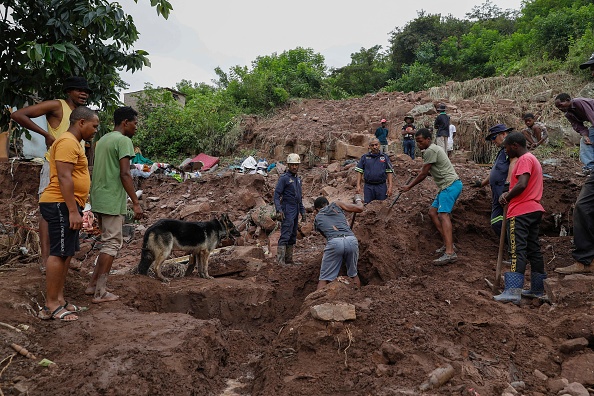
[
  {"x1": 433, "y1": 103, "x2": 450, "y2": 154},
  {"x1": 401, "y1": 116, "x2": 416, "y2": 159},
  {"x1": 375, "y1": 118, "x2": 389, "y2": 153}
]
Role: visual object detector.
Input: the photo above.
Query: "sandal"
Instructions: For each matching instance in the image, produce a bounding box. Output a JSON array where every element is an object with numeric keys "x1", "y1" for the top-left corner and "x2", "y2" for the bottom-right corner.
[
  {"x1": 63, "y1": 301, "x2": 87, "y2": 313},
  {"x1": 40, "y1": 305, "x2": 78, "y2": 322}
]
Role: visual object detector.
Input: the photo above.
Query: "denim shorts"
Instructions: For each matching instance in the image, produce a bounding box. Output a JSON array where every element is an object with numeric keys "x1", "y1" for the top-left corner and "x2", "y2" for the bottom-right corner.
[
  {"x1": 431, "y1": 179, "x2": 462, "y2": 213},
  {"x1": 39, "y1": 202, "x2": 81, "y2": 257}
]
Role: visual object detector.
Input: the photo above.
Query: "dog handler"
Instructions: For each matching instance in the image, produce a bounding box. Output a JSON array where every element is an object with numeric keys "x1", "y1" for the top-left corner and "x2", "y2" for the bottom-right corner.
[
  {"x1": 274, "y1": 153, "x2": 306, "y2": 265},
  {"x1": 314, "y1": 196, "x2": 364, "y2": 290}
]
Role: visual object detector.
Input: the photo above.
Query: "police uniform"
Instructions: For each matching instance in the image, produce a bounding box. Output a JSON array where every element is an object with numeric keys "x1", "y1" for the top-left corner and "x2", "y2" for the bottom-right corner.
[
  {"x1": 274, "y1": 171, "x2": 305, "y2": 246},
  {"x1": 355, "y1": 152, "x2": 394, "y2": 203},
  {"x1": 489, "y1": 148, "x2": 510, "y2": 235}
]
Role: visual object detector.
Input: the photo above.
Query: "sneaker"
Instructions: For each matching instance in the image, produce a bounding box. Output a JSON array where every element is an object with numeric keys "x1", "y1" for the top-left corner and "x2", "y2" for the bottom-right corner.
[
  {"x1": 433, "y1": 252, "x2": 458, "y2": 266},
  {"x1": 435, "y1": 244, "x2": 457, "y2": 254},
  {"x1": 576, "y1": 168, "x2": 593, "y2": 177},
  {"x1": 554, "y1": 262, "x2": 594, "y2": 274}
]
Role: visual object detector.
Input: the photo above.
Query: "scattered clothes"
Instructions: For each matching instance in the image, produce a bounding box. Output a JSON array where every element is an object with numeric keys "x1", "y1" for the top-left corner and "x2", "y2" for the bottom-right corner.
[
  {"x1": 190, "y1": 153, "x2": 220, "y2": 171},
  {"x1": 131, "y1": 169, "x2": 152, "y2": 178},
  {"x1": 131, "y1": 152, "x2": 153, "y2": 165},
  {"x1": 241, "y1": 156, "x2": 258, "y2": 173}
]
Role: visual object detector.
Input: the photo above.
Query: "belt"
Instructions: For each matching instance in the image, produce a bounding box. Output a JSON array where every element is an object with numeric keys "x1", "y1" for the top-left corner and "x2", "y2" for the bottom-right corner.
[{"x1": 365, "y1": 180, "x2": 386, "y2": 185}]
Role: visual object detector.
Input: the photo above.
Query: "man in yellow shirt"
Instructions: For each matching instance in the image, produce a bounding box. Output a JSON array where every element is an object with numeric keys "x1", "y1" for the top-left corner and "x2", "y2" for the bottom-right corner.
[
  {"x1": 38, "y1": 106, "x2": 99, "y2": 322},
  {"x1": 11, "y1": 77, "x2": 92, "y2": 272}
]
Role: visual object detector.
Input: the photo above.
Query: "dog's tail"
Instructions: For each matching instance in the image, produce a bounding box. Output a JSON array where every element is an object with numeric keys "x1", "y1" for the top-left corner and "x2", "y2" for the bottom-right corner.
[{"x1": 137, "y1": 238, "x2": 154, "y2": 275}]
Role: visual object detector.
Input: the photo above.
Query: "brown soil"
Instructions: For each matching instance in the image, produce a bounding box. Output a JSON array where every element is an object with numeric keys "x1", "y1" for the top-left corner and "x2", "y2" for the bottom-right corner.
[{"x1": 1, "y1": 97, "x2": 593, "y2": 395}]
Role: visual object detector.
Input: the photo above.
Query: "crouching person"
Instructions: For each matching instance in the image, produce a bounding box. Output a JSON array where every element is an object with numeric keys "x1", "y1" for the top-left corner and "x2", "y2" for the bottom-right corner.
[
  {"x1": 313, "y1": 196, "x2": 364, "y2": 290},
  {"x1": 494, "y1": 132, "x2": 546, "y2": 304}
]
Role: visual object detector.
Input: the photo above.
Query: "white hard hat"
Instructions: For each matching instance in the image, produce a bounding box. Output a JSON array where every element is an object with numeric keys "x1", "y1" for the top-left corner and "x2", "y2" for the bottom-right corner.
[{"x1": 286, "y1": 153, "x2": 301, "y2": 164}]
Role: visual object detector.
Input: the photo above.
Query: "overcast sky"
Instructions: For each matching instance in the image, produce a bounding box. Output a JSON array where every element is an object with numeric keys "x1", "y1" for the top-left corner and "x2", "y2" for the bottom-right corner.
[{"x1": 118, "y1": 0, "x2": 524, "y2": 95}]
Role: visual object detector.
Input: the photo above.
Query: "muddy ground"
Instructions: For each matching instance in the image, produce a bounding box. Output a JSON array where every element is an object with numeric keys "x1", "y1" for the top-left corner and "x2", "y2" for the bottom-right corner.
[
  {"x1": 2, "y1": 85, "x2": 594, "y2": 395},
  {"x1": 1, "y1": 148, "x2": 593, "y2": 396}
]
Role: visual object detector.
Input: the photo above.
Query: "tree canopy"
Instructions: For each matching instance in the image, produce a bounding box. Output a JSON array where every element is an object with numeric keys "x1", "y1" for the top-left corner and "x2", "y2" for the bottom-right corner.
[{"x1": 1, "y1": 0, "x2": 172, "y2": 128}]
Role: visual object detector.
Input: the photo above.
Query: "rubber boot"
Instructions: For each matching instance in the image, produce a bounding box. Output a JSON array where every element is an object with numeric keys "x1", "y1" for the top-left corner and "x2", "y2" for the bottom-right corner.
[
  {"x1": 285, "y1": 245, "x2": 301, "y2": 265},
  {"x1": 493, "y1": 272, "x2": 524, "y2": 305},
  {"x1": 276, "y1": 245, "x2": 286, "y2": 265},
  {"x1": 522, "y1": 272, "x2": 547, "y2": 298}
]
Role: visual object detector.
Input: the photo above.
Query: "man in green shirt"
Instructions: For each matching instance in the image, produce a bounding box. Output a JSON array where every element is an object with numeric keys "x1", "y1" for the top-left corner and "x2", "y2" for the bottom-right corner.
[
  {"x1": 400, "y1": 128, "x2": 463, "y2": 265},
  {"x1": 86, "y1": 106, "x2": 143, "y2": 302}
]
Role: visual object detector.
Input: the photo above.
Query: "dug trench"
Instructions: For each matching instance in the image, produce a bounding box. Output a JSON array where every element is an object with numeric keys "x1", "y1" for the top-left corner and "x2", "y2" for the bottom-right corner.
[{"x1": 1, "y1": 155, "x2": 594, "y2": 396}]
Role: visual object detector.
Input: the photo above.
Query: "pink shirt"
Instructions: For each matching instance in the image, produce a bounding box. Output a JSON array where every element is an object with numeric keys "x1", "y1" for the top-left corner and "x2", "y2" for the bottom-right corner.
[{"x1": 507, "y1": 152, "x2": 544, "y2": 218}]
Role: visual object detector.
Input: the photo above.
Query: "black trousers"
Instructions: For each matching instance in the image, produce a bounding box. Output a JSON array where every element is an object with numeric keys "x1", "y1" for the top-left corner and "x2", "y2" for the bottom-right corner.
[
  {"x1": 573, "y1": 175, "x2": 594, "y2": 264},
  {"x1": 509, "y1": 211, "x2": 545, "y2": 274}
]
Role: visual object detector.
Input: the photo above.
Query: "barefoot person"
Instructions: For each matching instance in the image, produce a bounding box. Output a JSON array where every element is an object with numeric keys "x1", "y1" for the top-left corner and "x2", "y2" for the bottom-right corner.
[
  {"x1": 85, "y1": 106, "x2": 143, "y2": 303},
  {"x1": 11, "y1": 76, "x2": 92, "y2": 272},
  {"x1": 313, "y1": 195, "x2": 364, "y2": 290},
  {"x1": 38, "y1": 106, "x2": 99, "y2": 321}
]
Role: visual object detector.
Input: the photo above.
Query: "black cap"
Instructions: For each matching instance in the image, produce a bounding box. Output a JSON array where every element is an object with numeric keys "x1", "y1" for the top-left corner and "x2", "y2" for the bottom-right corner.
[
  {"x1": 579, "y1": 53, "x2": 594, "y2": 70},
  {"x1": 63, "y1": 76, "x2": 92, "y2": 94},
  {"x1": 485, "y1": 124, "x2": 514, "y2": 141}
]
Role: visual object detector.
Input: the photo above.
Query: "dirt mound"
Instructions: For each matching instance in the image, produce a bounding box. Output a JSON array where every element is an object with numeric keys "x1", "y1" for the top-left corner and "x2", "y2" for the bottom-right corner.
[{"x1": 1, "y1": 82, "x2": 594, "y2": 395}]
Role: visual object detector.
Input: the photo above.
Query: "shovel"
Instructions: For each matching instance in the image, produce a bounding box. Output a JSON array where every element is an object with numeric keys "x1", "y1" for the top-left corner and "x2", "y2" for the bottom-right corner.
[
  {"x1": 388, "y1": 176, "x2": 414, "y2": 211},
  {"x1": 493, "y1": 204, "x2": 508, "y2": 292}
]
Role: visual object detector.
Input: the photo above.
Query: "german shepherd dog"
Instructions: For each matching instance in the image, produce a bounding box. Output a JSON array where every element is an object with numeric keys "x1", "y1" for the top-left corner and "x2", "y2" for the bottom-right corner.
[{"x1": 138, "y1": 214, "x2": 240, "y2": 282}]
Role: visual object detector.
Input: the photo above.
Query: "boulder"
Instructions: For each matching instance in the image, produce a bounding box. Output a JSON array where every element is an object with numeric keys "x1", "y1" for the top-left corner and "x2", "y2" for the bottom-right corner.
[
  {"x1": 310, "y1": 303, "x2": 356, "y2": 321},
  {"x1": 544, "y1": 274, "x2": 594, "y2": 306},
  {"x1": 561, "y1": 352, "x2": 594, "y2": 385},
  {"x1": 559, "y1": 338, "x2": 589, "y2": 354},
  {"x1": 180, "y1": 202, "x2": 211, "y2": 219}
]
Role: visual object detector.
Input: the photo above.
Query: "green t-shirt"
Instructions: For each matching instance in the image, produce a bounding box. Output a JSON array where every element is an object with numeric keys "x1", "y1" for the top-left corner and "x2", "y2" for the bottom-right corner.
[
  {"x1": 422, "y1": 143, "x2": 459, "y2": 191},
  {"x1": 90, "y1": 131, "x2": 135, "y2": 215}
]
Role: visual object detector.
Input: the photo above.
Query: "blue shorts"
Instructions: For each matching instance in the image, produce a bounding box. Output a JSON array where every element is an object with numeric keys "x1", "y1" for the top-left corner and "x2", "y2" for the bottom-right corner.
[
  {"x1": 319, "y1": 236, "x2": 359, "y2": 281},
  {"x1": 39, "y1": 202, "x2": 81, "y2": 257},
  {"x1": 431, "y1": 179, "x2": 462, "y2": 213}
]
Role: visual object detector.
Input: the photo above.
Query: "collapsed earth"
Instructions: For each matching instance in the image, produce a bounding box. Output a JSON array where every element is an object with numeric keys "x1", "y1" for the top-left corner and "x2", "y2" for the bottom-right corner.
[{"x1": 1, "y1": 73, "x2": 594, "y2": 396}]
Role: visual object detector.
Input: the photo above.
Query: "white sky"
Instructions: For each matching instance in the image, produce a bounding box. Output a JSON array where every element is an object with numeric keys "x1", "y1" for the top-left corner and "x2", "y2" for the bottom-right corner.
[{"x1": 118, "y1": 0, "x2": 524, "y2": 95}]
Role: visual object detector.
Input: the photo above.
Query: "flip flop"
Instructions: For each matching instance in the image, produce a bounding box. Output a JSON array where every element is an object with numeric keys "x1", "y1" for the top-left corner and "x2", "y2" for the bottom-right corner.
[
  {"x1": 63, "y1": 301, "x2": 88, "y2": 312},
  {"x1": 40, "y1": 305, "x2": 78, "y2": 322}
]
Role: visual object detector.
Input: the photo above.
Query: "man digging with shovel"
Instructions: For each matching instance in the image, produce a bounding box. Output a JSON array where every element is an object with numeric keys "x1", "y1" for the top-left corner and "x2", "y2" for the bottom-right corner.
[
  {"x1": 400, "y1": 128, "x2": 462, "y2": 265},
  {"x1": 313, "y1": 195, "x2": 364, "y2": 290}
]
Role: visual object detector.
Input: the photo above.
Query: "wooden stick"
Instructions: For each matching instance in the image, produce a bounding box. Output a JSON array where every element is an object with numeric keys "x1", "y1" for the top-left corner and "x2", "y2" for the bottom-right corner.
[
  {"x1": 0, "y1": 322, "x2": 20, "y2": 332},
  {"x1": 494, "y1": 205, "x2": 508, "y2": 292}
]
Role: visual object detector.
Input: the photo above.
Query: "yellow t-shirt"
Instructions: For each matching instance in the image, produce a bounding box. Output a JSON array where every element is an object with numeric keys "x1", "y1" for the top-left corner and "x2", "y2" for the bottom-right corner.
[
  {"x1": 39, "y1": 132, "x2": 90, "y2": 208},
  {"x1": 44, "y1": 99, "x2": 72, "y2": 160}
]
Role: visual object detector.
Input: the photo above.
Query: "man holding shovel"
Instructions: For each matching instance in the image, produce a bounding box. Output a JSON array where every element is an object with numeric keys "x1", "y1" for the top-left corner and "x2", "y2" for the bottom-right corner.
[
  {"x1": 493, "y1": 132, "x2": 546, "y2": 304},
  {"x1": 400, "y1": 128, "x2": 462, "y2": 265}
]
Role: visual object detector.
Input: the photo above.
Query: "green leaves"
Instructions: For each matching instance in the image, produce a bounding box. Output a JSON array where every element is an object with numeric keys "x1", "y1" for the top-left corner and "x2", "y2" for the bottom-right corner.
[{"x1": 1, "y1": 0, "x2": 172, "y2": 129}]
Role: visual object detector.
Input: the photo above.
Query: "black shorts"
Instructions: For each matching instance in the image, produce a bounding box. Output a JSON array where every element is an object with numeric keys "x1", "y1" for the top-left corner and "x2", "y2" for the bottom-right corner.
[{"x1": 39, "y1": 203, "x2": 81, "y2": 257}]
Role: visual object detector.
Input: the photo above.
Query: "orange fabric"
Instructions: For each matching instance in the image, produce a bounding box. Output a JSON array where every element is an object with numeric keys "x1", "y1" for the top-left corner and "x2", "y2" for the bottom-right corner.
[{"x1": 39, "y1": 132, "x2": 90, "y2": 207}]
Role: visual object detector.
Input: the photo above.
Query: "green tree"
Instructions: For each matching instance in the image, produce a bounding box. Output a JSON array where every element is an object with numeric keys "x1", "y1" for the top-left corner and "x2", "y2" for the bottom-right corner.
[
  {"x1": 1, "y1": 0, "x2": 172, "y2": 128},
  {"x1": 385, "y1": 62, "x2": 442, "y2": 93},
  {"x1": 215, "y1": 47, "x2": 328, "y2": 113},
  {"x1": 329, "y1": 45, "x2": 388, "y2": 95}
]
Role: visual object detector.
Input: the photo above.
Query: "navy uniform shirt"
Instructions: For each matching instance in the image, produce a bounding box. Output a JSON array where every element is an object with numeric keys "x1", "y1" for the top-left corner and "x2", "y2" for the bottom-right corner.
[
  {"x1": 274, "y1": 171, "x2": 305, "y2": 214},
  {"x1": 355, "y1": 152, "x2": 393, "y2": 184},
  {"x1": 490, "y1": 148, "x2": 510, "y2": 203}
]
